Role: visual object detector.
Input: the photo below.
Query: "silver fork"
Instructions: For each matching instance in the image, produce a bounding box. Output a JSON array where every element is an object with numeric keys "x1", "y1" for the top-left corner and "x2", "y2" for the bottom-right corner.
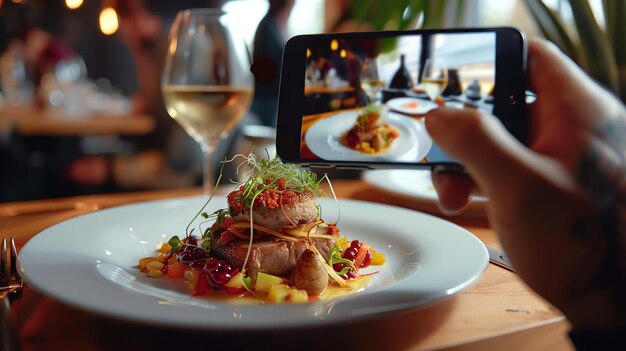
[{"x1": 1, "y1": 238, "x2": 23, "y2": 351}]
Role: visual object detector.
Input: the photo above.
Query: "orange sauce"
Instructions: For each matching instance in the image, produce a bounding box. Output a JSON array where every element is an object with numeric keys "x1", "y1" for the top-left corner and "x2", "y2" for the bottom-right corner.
[{"x1": 185, "y1": 275, "x2": 373, "y2": 304}]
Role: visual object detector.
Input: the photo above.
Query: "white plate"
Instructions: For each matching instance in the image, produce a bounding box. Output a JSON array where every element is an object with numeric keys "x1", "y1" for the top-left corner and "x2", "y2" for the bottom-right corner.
[
  {"x1": 363, "y1": 169, "x2": 487, "y2": 207},
  {"x1": 305, "y1": 109, "x2": 432, "y2": 162},
  {"x1": 19, "y1": 196, "x2": 488, "y2": 329},
  {"x1": 387, "y1": 97, "x2": 438, "y2": 115}
]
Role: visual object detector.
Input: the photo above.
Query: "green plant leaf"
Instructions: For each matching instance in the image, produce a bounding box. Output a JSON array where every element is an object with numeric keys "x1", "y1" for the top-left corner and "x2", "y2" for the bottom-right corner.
[
  {"x1": 455, "y1": 0, "x2": 466, "y2": 26},
  {"x1": 570, "y1": 0, "x2": 619, "y2": 94},
  {"x1": 603, "y1": 0, "x2": 626, "y2": 101},
  {"x1": 423, "y1": 0, "x2": 447, "y2": 28},
  {"x1": 400, "y1": 0, "x2": 426, "y2": 29},
  {"x1": 373, "y1": 1, "x2": 400, "y2": 30},
  {"x1": 523, "y1": 0, "x2": 579, "y2": 62},
  {"x1": 351, "y1": 0, "x2": 374, "y2": 23}
]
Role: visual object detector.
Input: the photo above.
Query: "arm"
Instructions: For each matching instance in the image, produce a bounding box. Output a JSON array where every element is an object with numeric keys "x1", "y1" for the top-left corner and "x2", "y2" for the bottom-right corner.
[{"x1": 425, "y1": 39, "x2": 626, "y2": 333}]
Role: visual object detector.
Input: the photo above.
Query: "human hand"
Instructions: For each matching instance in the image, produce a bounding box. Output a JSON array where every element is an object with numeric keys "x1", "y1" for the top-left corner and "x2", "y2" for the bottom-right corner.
[{"x1": 425, "y1": 39, "x2": 626, "y2": 330}]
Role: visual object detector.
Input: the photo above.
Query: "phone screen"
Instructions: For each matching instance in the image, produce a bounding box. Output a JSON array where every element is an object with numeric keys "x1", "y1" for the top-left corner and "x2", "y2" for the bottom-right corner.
[{"x1": 277, "y1": 28, "x2": 527, "y2": 170}]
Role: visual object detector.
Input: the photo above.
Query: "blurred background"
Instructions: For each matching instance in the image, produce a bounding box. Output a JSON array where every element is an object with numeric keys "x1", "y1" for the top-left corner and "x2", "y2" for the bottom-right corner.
[{"x1": 0, "y1": 0, "x2": 621, "y2": 202}]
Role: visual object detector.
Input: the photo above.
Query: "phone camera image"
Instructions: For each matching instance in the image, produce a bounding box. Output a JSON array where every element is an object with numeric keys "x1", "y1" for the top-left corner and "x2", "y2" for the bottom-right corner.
[{"x1": 277, "y1": 27, "x2": 527, "y2": 169}]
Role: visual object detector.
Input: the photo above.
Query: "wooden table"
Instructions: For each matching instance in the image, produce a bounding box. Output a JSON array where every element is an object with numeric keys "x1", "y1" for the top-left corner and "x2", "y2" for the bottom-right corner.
[
  {"x1": 0, "y1": 181, "x2": 574, "y2": 350},
  {"x1": 0, "y1": 105, "x2": 155, "y2": 136},
  {"x1": 304, "y1": 85, "x2": 355, "y2": 95}
]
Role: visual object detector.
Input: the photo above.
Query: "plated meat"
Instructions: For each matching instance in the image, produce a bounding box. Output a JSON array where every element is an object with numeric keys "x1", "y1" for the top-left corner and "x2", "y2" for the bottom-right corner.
[
  {"x1": 292, "y1": 249, "x2": 329, "y2": 295},
  {"x1": 211, "y1": 226, "x2": 336, "y2": 285},
  {"x1": 343, "y1": 105, "x2": 400, "y2": 154},
  {"x1": 140, "y1": 156, "x2": 383, "y2": 302},
  {"x1": 228, "y1": 189, "x2": 319, "y2": 230}
]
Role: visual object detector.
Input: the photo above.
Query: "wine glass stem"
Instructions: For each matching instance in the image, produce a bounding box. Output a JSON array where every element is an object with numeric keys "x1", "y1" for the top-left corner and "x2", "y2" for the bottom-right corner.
[{"x1": 201, "y1": 142, "x2": 218, "y2": 196}]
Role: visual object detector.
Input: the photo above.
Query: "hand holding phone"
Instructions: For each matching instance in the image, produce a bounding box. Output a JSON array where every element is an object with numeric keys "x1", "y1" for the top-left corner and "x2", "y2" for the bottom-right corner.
[{"x1": 276, "y1": 27, "x2": 528, "y2": 172}]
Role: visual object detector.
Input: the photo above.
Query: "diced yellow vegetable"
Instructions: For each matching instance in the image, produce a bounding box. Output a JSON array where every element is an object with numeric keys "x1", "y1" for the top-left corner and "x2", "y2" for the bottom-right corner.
[
  {"x1": 338, "y1": 236, "x2": 349, "y2": 251},
  {"x1": 288, "y1": 289, "x2": 308, "y2": 303},
  {"x1": 224, "y1": 272, "x2": 246, "y2": 289},
  {"x1": 146, "y1": 260, "x2": 164, "y2": 271},
  {"x1": 148, "y1": 269, "x2": 164, "y2": 278},
  {"x1": 139, "y1": 257, "x2": 157, "y2": 271},
  {"x1": 158, "y1": 243, "x2": 171, "y2": 253},
  {"x1": 371, "y1": 251, "x2": 386, "y2": 265},
  {"x1": 267, "y1": 284, "x2": 291, "y2": 303},
  {"x1": 255, "y1": 272, "x2": 284, "y2": 292}
]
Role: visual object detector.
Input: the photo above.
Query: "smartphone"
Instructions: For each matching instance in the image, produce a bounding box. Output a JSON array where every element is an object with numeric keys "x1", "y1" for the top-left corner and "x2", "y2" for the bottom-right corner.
[{"x1": 275, "y1": 27, "x2": 528, "y2": 171}]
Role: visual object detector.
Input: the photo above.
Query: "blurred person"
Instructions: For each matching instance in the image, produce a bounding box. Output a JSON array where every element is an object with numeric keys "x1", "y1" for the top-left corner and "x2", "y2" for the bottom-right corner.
[
  {"x1": 0, "y1": 5, "x2": 78, "y2": 105},
  {"x1": 250, "y1": 0, "x2": 294, "y2": 127},
  {"x1": 425, "y1": 38, "x2": 626, "y2": 349},
  {"x1": 77, "y1": 0, "x2": 217, "y2": 191},
  {"x1": 108, "y1": 0, "x2": 259, "y2": 189}
]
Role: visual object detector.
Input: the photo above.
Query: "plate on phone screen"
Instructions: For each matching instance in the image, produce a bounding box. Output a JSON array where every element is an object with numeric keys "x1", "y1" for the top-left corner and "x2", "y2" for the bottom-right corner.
[
  {"x1": 387, "y1": 97, "x2": 438, "y2": 115},
  {"x1": 305, "y1": 109, "x2": 432, "y2": 162}
]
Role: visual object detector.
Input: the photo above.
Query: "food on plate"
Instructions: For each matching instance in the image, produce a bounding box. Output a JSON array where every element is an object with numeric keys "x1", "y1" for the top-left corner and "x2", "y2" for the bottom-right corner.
[
  {"x1": 138, "y1": 155, "x2": 385, "y2": 303},
  {"x1": 343, "y1": 104, "x2": 400, "y2": 154},
  {"x1": 402, "y1": 100, "x2": 420, "y2": 110}
]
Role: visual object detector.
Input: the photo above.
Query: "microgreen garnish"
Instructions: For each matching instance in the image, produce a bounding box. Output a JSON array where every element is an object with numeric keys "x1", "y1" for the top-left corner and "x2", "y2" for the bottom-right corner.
[
  {"x1": 234, "y1": 154, "x2": 325, "y2": 211},
  {"x1": 241, "y1": 275, "x2": 252, "y2": 288},
  {"x1": 327, "y1": 244, "x2": 355, "y2": 273},
  {"x1": 168, "y1": 235, "x2": 183, "y2": 252},
  {"x1": 356, "y1": 104, "x2": 380, "y2": 128},
  {"x1": 183, "y1": 158, "x2": 229, "y2": 238}
]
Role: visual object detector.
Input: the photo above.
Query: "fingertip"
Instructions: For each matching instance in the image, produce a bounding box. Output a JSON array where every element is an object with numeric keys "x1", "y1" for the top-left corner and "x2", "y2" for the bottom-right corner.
[
  {"x1": 431, "y1": 171, "x2": 475, "y2": 216},
  {"x1": 425, "y1": 107, "x2": 473, "y2": 137},
  {"x1": 436, "y1": 201, "x2": 468, "y2": 217},
  {"x1": 424, "y1": 108, "x2": 445, "y2": 134}
]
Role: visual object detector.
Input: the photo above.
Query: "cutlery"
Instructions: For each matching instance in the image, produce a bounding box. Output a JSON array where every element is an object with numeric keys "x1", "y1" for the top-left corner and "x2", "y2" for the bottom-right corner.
[
  {"x1": 487, "y1": 245, "x2": 516, "y2": 272},
  {"x1": 1, "y1": 237, "x2": 23, "y2": 351}
]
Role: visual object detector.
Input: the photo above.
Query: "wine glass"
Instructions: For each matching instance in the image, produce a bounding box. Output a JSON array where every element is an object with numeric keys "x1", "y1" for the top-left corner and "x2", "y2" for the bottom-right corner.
[
  {"x1": 162, "y1": 9, "x2": 253, "y2": 195},
  {"x1": 360, "y1": 57, "x2": 383, "y2": 102},
  {"x1": 420, "y1": 58, "x2": 448, "y2": 102}
]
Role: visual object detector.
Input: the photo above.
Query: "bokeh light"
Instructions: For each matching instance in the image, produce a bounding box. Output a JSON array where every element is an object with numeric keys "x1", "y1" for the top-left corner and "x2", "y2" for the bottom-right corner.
[
  {"x1": 65, "y1": 0, "x2": 83, "y2": 10},
  {"x1": 99, "y1": 7, "x2": 119, "y2": 35}
]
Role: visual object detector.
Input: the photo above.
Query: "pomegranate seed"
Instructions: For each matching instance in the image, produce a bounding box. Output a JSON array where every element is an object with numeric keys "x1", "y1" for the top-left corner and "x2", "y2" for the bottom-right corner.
[
  {"x1": 333, "y1": 262, "x2": 347, "y2": 272},
  {"x1": 350, "y1": 240, "x2": 362, "y2": 249},
  {"x1": 188, "y1": 259, "x2": 207, "y2": 269},
  {"x1": 211, "y1": 271, "x2": 231, "y2": 285},
  {"x1": 346, "y1": 130, "x2": 359, "y2": 147},
  {"x1": 179, "y1": 248, "x2": 206, "y2": 263},
  {"x1": 221, "y1": 262, "x2": 233, "y2": 273},
  {"x1": 340, "y1": 267, "x2": 357, "y2": 280},
  {"x1": 204, "y1": 259, "x2": 221, "y2": 273},
  {"x1": 182, "y1": 236, "x2": 198, "y2": 246},
  {"x1": 343, "y1": 247, "x2": 358, "y2": 261}
]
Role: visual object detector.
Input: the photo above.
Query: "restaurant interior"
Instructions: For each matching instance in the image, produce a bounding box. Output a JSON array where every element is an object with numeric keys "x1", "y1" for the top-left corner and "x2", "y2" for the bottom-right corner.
[
  {"x1": 1, "y1": 0, "x2": 624, "y2": 350},
  {"x1": 0, "y1": 0, "x2": 540, "y2": 203}
]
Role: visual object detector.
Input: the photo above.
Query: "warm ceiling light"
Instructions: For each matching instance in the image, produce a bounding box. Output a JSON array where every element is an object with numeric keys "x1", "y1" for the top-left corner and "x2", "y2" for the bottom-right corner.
[
  {"x1": 306, "y1": 48, "x2": 311, "y2": 58},
  {"x1": 339, "y1": 49, "x2": 347, "y2": 58},
  {"x1": 11, "y1": 0, "x2": 28, "y2": 4},
  {"x1": 330, "y1": 39, "x2": 339, "y2": 51},
  {"x1": 65, "y1": 0, "x2": 83, "y2": 10},
  {"x1": 99, "y1": 7, "x2": 119, "y2": 35}
]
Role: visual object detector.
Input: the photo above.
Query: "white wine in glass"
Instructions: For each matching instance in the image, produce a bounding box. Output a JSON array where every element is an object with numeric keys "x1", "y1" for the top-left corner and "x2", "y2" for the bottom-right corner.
[
  {"x1": 360, "y1": 58, "x2": 384, "y2": 102},
  {"x1": 162, "y1": 9, "x2": 253, "y2": 195},
  {"x1": 421, "y1": 59, "x2": 448, "y2": 102}
]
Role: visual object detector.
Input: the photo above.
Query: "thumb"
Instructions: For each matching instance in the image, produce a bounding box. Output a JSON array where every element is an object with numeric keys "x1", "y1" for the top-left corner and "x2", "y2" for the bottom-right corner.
[{"x1": 425, "y1": 107, "x2": 543, "y2": 199}]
